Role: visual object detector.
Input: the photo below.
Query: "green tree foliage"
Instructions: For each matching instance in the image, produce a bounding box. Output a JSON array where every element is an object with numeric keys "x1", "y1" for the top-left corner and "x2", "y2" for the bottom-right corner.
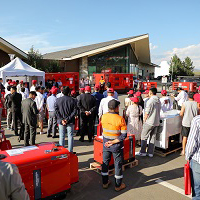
[
  {"x1": 27, "y1": 46, "x2": 61, "y2": 72},
  {"x1": 169, "y1": 54, "x2": 195, "y2": 77},
  {"x1": 27, "y1": 46, "x2": 43, "y2": 70}
]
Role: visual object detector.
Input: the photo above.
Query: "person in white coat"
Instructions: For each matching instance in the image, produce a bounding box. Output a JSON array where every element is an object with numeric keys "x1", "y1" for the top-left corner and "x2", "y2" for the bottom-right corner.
[
  {"x1": 35, "y1": 86, "x2": 44, "y2": 134},
  {"x1": 160, "y1": 90, "x2": 173, "y2": 112}
]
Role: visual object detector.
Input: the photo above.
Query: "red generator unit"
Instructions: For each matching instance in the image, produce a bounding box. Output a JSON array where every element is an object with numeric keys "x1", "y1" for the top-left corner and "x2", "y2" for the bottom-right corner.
[
  {"x1": 172, "y1": 82, "x2": 197, "y2": 92},
  {"x1": 93, "y1": 73, "x2": 134, "y2": 92},
  {"x1": 94, "y1": 134, "x2": 135, "y2": 166},
  {"x1": 0, "y1": 143, "x2": 79, "y2": 200},
  {"x1": 141, "y1": 82, "x2": 157, "y2": 90},
  {"x1": 45, "y1": 72, "x2": 79, "y2": 91}
]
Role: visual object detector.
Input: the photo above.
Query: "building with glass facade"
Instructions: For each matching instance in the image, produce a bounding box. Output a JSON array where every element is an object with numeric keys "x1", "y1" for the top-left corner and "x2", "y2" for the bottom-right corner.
[{"x1": 43, "y1": 34, "x2": 158, "y2": 79}]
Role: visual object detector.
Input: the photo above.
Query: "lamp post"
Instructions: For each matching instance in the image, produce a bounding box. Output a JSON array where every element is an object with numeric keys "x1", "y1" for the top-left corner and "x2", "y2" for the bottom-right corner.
[{"x1": 171, "y1": 65, "x2": 173, "y2": 82}]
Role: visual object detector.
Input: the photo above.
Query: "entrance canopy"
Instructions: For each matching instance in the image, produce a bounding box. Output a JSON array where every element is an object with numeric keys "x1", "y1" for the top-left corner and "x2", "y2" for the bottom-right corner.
[{"x1": 0, "y1": 57, "x2": 45, "y2": 84}]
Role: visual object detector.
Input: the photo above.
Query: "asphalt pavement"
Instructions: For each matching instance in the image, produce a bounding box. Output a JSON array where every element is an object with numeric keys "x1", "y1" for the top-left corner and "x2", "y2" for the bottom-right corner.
[{"x1": 2, "y1": 94, "x2": 190, "y2": 200}]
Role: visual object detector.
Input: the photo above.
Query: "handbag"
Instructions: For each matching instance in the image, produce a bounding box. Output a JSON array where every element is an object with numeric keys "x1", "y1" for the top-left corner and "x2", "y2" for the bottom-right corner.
[
  {"x1": 97, "y1": 122, "x2": 103, "y2": 136},
  {"x1": 74, "y1": 117, "x2": 79, "y2": 131},
  {"x1": 184, "y1": 161, "x2": 191, "y2": 195}
]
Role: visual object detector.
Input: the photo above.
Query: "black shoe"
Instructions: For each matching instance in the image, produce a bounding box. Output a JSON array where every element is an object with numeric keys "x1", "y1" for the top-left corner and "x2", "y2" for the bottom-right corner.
[
  {"x1": 52, "y1": 135, "x2": 59, "y2": 138},
  {"x1": 79, "y1": 138, "x2": 84, "y2": 142},
  {"x1": 47, "y1": 134, "x2": 52, "y2": 138}
]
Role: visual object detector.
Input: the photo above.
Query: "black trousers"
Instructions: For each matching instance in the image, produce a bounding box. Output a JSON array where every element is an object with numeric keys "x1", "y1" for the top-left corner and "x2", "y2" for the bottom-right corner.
[
  {"x1": 24, "y1": 123, "x2": 37, "y2": 146},
  {"x1": 12, "y1": 110, "x2": 24, "y2": 136},
  {"x1": 80, "y1": 112, "x2": 94, "y2": 140}
]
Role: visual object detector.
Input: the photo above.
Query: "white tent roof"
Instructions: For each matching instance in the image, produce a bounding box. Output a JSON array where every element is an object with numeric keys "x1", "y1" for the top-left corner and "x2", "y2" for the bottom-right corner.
[
  {"x1": 0, "y1": 57, "x2": 45, "y2": 83},
  {"x1": 154, "y1": 61, "x2": 170, "y2": 78}
]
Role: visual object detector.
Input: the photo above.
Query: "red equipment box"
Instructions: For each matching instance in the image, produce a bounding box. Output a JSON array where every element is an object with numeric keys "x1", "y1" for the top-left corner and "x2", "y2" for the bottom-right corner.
[
  {"x1": 94, "y1": 134, "x2": 135, "y2": 166},
  {"x1": 0, "y1": 143, "x2": 78, "y2": 200},
  {"x1": 0, "y1": 129, "x2": 12, "y2": 151},
  {"x1": 45, "y1": 72, "x2": 79, "y2": 91},
  {"x1": 93, "y1": 73, "x2": 134, "y2": 91},
  {"x1": 141, "y1": 82, "x2": 157, "y2": 90},
  {"x1": 173, "y1": 82, "x2": 197, "y2": 92}
]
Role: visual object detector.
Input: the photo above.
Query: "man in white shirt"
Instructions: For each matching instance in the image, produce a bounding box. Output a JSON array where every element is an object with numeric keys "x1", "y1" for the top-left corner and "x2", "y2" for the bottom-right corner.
[
  {"x1": 56, "y1": 86, "x2": 64, "y2": 98},
  {"x1": 160, "y1": 90, "x2": 173, "y2": 112},
  {"x1": 171, "y1": 87, "x2": 188, "y2": 109},
  {"x1": 20, "y1": 88, "x2": 27, "y2": 101},
  {"x1": 30, "y1": 80, "x2": 37, "y2": 92},
  {"x1": 99, "y1": 88, "x2": 115, "y2": 119},
  {"x1": 35, "y1": 86, "x2": 44, "y2": 134},
  {"x1": 17, "y1": 80, "x2": 23, "y2": 93}
]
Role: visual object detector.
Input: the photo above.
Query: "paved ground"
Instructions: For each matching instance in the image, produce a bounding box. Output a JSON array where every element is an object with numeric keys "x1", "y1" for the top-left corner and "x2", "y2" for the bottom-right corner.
[{"x1": 2, "y1": 94, "x2": 190, "y2": 200}]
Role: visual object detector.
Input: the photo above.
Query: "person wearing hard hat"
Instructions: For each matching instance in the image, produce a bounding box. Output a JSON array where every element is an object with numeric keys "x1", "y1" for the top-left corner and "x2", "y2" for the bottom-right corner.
[
  {"x1": 30, "y1": 80, "x2": 37, "y2": 92},
  {"x1": 47, "y1": 88, "x2": 58, "y2": 138},
  {"x1": 124, "y1": 90, "x2": 134, "y2": 109}
]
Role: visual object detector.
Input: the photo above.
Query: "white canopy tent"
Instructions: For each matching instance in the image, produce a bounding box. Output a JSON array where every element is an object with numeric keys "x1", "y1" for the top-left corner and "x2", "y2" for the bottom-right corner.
[
  {"x1": 154, "y1": 61, "x2": 170, "y2": 78},
  {"x1": 0, "y1": 57, "x2": 45, "y2": 85}
]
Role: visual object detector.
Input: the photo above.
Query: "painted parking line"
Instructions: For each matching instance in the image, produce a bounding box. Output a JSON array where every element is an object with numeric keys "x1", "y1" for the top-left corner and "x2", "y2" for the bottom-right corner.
[{"x1": 155, "y1": 179, "x2": 192, "y2": 199}]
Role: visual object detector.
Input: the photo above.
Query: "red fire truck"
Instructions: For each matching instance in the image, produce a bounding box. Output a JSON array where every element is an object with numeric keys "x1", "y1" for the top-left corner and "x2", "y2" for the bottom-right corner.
[{"x1": 45, "y1": 72, "x2": 79, "y2": 91}]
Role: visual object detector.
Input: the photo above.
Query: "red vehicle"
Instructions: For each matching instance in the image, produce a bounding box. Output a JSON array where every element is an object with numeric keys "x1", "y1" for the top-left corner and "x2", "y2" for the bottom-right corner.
[
  {"x1": 45, "y1": 72, "x2": 79, "y2": 91},
  {"x1": 93, "y1": 73, "x2": 134, "y2": 92},
  {"x1": 172, "y1": 82, "x2": 197, "y2": 92}
]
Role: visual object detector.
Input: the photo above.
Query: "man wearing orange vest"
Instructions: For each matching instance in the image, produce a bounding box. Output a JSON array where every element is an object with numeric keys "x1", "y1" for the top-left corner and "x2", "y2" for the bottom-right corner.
[{"x1": 101, "y1": 99, "x2": 127, "y2": 191}]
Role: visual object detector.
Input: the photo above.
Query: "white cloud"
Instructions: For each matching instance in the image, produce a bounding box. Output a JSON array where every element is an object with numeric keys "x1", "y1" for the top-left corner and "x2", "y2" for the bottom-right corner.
[
  {"x1": 4, "y1": 33, "x2": 90, "y2": 54},
  {"x1": 151, "y1": 43, "x2": 200, "y2": 69},
  {"x1": 150, "y1": 43, "x2": 158, "y2": 50}
]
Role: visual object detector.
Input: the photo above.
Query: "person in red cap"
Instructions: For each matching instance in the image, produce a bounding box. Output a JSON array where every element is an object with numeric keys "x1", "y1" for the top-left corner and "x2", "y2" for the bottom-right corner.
[
  {"x1": 30, "y1": 80, "x2": 37, "y2": 92},
  {"x1": 103, "y1": 82, "x2": 118, "y2": 100},
  {"x1": 46, "y1": 88, "x2": 58, "y2": 138},
  {"x1": 77, "y1": 86, "x2": 96, "y2": 142},
  {"x1": 99, "y1": 88, "x2": 117, "y2": 119},
  {"x1": 92, "y1": 84, "x2": 104, "y2": 123},
  {"x1": 124, "y1": 90, "x2": 134, "y2": 109},
  {"x1": 126, "y1": 97, "x2": 143, "y2": 144},
  {"x1": 135, "y1": 91, "x2": 144, "y2": 118},
  {"x1": 71, "y1": 90, "x2": 77, "y2": 98},
  {"x1": 160, "y1": 90, "x2": 173, "y2": 113}
]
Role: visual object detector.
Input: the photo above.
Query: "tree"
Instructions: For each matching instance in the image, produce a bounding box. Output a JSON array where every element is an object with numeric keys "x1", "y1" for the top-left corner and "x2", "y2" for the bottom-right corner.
[
  {"x1": 169, "y1": 54, "x2": 195, "y2": 78},
  {"x1": 182, "y1": 57, "x2": 195, "y2": 76},
  {"x1": 45, "y1": 60, "x2": 60, "y2": 72},
  {"x1": 27, "y1": 46, "x2": 44, "y2": 70}
]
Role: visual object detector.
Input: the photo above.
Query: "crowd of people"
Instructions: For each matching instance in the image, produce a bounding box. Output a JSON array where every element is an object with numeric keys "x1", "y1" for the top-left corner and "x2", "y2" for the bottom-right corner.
[{"x1": 1, "y1": 77, "x2": 200, "y2": 197}]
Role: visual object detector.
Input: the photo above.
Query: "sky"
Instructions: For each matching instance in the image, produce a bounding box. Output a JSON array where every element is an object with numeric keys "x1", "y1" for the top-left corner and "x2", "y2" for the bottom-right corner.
[{"x1": 1, "y1": 0, "x2": 200, "y2": 68}]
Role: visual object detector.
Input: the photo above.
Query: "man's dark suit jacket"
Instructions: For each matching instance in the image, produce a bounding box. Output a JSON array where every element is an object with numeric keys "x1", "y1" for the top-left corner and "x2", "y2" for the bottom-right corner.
[
  {"x1": 21, "y1": 98, "x2": 39, "y2": 126},
  {"x1": 10, "y1": 92, "x2": 22, "y2": 112}
]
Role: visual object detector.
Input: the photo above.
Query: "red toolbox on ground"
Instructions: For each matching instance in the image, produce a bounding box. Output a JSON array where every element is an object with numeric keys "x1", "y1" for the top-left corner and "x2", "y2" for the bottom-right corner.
[
  {"x1": 0, "y1": 142, "x2": 78, "y2": 200},
  {"x1": 94, "y1": 134, "x2": 135, "y2": 166}
]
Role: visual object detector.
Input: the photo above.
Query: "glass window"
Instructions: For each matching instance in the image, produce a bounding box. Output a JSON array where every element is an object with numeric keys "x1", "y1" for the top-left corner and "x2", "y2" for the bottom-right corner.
[{"x1": 88, "y1": 45, "x2": 135, "y2": 74}]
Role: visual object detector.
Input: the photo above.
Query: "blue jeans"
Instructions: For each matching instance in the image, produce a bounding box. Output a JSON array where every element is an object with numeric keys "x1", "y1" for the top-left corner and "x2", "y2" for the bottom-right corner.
[
  {"x1": 102, "y1": 149, "x2": 123, "y2": 187},
  {"x1": 190, "y1": 159, "x2": 200, "y2": 200},
  {"x1": 59, "y1": 124, "x2": 74, "y2": 152}
]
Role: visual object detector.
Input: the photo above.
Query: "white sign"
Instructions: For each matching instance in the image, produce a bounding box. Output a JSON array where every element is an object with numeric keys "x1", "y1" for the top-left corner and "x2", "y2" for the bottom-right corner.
[{"x1": 162, "y1": 77, "x2": 168, "y2": 84}]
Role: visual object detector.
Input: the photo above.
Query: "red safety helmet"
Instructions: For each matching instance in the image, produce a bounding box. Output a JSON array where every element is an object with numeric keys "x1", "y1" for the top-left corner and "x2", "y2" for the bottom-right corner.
[{"x1": 130, "y1": 97, "x2": 139, "y2": 103}]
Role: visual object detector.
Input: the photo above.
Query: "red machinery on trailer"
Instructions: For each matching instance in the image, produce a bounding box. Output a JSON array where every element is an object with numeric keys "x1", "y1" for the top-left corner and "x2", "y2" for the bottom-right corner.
[
  {"x1": 172, "y1": 82, "x2": 197, "y2": 92},
  {"x1": 94, "y1": 135, "x2": 135, "y2": 166},
  {"x1": 140, "y1": 82, "x2": 157, "y2": 90},
  {"x1": 0, "y1": 130, "x2": 79, "y2": 200},
  {"x1": 45, "y1": 72, "x2": 79, "y2": 91},
  {"x1": 93, "y1": 73, "x2": 134, "y2": 92}
]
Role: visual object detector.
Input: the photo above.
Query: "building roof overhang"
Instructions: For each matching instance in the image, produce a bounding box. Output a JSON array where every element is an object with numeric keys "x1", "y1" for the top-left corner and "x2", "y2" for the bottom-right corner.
[
  {"x1": 0, "y1": 37, "x2": 27, "y2": 59},
  {"x1": 43, "y1": 34, "x2": 151, "y2": 64}
]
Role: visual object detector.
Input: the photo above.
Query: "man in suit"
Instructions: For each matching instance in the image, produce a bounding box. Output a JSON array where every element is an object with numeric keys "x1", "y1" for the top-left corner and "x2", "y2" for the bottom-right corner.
[
  {"x1": 21, "y1": 91, "x2": 38, "y2": 146},
  {"x1": 78, "y1": 86, "x2": 96, "y2": 142},
  {"x1": 10, "y1": 86, "x2": 23, "y2": 136}
]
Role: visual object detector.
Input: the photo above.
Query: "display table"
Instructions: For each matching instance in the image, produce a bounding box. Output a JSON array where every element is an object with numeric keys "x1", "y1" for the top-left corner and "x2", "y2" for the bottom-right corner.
[{"x1": 155, "y1": 110, "x2": 182, "y2": 149}]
